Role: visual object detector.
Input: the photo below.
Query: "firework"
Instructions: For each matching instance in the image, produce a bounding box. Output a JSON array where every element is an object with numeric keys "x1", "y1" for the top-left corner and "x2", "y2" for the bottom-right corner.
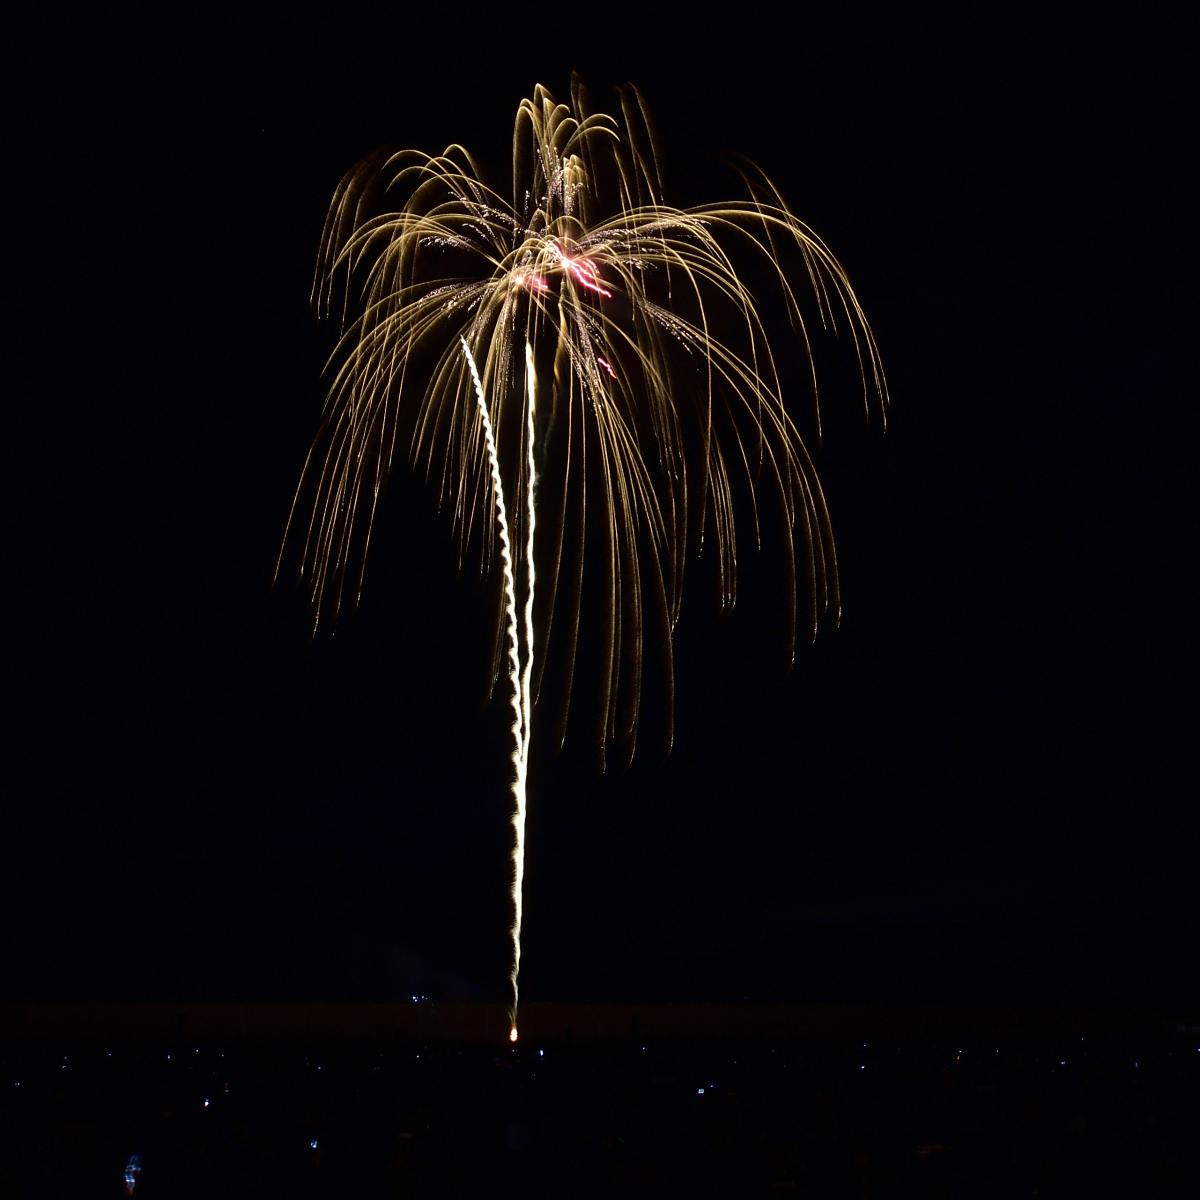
[{"x1": 281, "y1": 78, "x2": 887, "y2": 1034}]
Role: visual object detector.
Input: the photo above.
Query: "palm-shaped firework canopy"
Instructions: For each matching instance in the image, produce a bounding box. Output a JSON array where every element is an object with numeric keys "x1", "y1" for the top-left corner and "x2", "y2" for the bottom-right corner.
[
  {"x1": 287, "y1": 77, "x2": 885, "y2": 757},
  {"x1": 282, "y1": 77, "x2": 886, "y2": 1033}
]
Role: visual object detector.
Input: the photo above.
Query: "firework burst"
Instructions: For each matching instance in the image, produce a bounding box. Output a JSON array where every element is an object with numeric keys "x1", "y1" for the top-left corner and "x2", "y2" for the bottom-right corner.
[{"x1": 281, "y1": 77, "x2": 887, "y2": 1032}]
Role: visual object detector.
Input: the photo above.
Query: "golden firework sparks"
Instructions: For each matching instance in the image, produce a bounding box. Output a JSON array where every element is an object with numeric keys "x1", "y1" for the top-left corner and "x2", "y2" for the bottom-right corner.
[{"x1": 280, "y1": 77, "x2": 887, "y2": 1034}]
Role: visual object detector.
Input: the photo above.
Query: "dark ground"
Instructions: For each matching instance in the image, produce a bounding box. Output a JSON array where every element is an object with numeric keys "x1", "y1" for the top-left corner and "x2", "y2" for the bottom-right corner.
[{"x1": 3, "y1": 1006, "x2": 1197, "y2": 1198}]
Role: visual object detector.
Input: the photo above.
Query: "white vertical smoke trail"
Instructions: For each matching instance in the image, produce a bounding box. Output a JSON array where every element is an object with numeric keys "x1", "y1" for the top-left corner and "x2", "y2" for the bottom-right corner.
[{"x1": 459, "y1": 338, "x2": 537, "y2": 1042}]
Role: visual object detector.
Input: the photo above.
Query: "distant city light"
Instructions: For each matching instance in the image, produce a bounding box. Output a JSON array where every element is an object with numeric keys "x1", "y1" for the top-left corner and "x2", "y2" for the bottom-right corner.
[
  {"x1": 203, "y1": 1098, "x2": 211, "y2": 1108},
  {"x1": 309, "y1": 1139, "x2": 319, "y2": 1150}
]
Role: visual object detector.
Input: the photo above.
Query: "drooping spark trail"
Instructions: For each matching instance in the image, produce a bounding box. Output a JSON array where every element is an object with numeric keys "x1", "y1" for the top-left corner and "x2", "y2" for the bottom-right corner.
[{"x1": 460, "y1": 339, "x2": 537, "y2": 1041}]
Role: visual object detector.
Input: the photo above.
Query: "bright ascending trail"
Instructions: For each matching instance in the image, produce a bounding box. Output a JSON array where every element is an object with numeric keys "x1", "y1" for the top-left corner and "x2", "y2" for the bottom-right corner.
[{"x1": 460, "y1": 339, "x2": 537, "y2": 1042}]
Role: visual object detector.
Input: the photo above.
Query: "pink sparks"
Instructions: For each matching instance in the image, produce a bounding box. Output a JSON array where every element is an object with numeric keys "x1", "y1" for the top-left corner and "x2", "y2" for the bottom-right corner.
[
  {"x1": 596, "y1": 356, "x2": 617, "y2": 379},
  {"x1": 514, "y1": 272, "x2": 550, "y2": 293},
  {"x1": 550, "y1": 241, "x2": 613, "y2": 299},
  {"x1": 568, "y1": 259, "x2": 612, "y2": 298}
]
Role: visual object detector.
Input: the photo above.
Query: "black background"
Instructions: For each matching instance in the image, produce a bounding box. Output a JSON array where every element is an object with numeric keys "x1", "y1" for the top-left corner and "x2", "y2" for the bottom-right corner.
[{"x1": 11, "y1": 3, "x2": 1195, "y2": 1008}]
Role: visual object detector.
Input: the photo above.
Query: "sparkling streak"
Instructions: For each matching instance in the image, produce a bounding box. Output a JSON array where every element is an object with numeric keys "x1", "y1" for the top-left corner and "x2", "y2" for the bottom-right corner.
[{"x1": 460, "y1": 338, "x2": 538, "y2": 1035}]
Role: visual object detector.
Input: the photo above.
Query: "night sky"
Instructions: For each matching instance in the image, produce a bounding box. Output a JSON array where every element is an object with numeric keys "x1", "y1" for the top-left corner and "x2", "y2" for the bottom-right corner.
[{"x1": 13, "y1": 5, "x2": 1195, "y2": 1008}]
